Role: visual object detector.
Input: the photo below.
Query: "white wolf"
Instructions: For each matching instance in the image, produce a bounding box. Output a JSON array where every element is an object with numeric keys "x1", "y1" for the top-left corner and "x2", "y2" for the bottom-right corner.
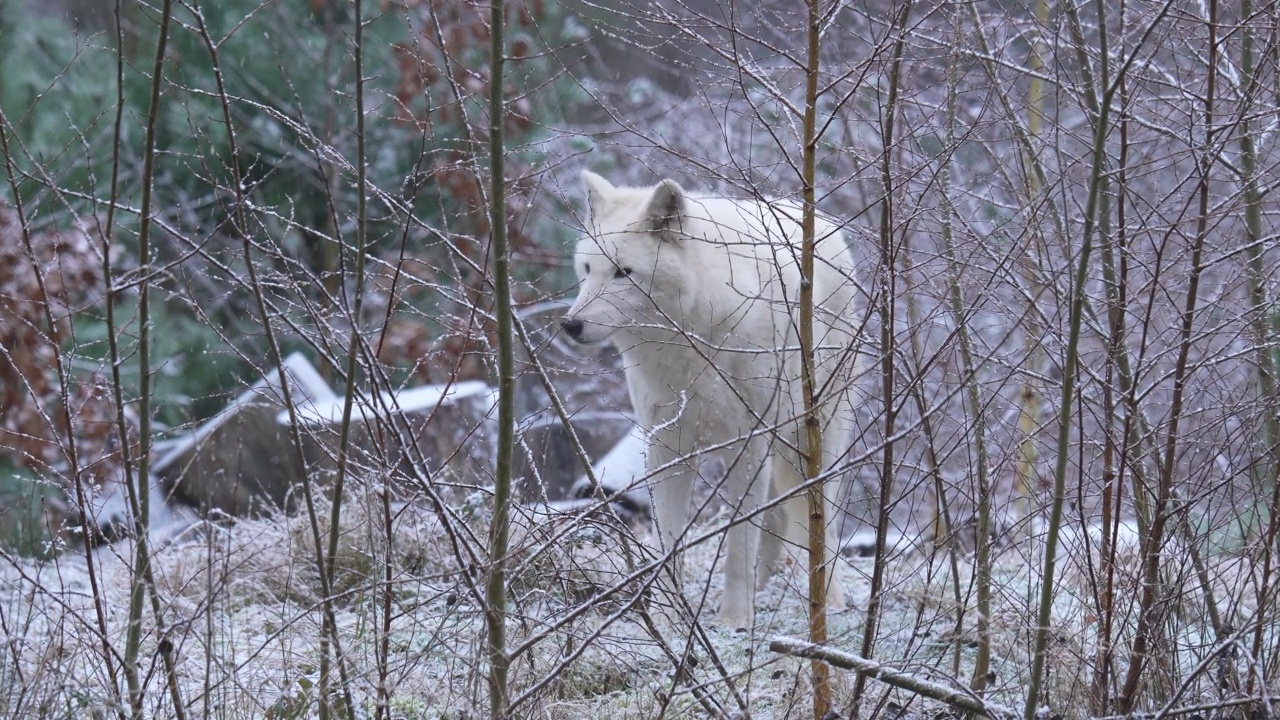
[{"x1": 561, "y1": 171, "x2": 860, "y2": 627}]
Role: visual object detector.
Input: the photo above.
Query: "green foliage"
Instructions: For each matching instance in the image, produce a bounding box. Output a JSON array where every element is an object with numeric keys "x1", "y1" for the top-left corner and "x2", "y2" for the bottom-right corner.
[
  {"x1": 158, "y1": 1, "x2": 418, "y2": 240},
  {"x1": 0, "y1": 460, "x2": 58, "y2": 557},
  {"x1": 71, "y1": 300, "x2": 254, "y2": 430},
  {"x1": 0, "y1": 8, "x2": 122, "y2": 207},
  {"x1": 0, "y1": 1, "x2": 407, "y2": 214},
  {"x1": 0, "y1": 0, "x2": 585, "y2": 433}
]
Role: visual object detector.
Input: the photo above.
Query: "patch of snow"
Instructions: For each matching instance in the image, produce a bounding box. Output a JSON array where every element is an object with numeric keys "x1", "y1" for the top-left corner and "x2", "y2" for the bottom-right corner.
[
  {"x1": 284, "y1": 379, "x2": 492, "y2": 426},
  {"x1": 572, "y1": 424, "x2": 651, "y2": 510}
]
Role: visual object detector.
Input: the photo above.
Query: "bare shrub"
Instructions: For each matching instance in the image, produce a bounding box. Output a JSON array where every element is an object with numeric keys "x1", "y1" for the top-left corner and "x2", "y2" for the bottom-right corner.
[{"x1": 1, "y1": 0, "x2": 1279, "y2": 718}]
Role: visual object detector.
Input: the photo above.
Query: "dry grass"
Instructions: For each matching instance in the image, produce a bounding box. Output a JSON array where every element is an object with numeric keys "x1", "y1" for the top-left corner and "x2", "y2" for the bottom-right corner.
[{"x1": 0, "y1": 491, "x2": 1264, "y2": 719}]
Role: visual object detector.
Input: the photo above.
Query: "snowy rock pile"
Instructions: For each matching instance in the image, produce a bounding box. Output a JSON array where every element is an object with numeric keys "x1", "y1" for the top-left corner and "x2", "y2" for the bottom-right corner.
[{"x1": 88, "y1": 302, "x2": 642, "y2": 541}]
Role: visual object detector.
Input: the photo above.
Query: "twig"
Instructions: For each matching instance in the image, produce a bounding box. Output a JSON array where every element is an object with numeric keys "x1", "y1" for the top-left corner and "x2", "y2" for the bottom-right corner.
[
  {"x1": 187, "y1": 4, "x2": 355, "y2": 718},
  {"x1": 941, "y1": 4, "x2": 987, "y2": 687},
  {"x1": 1093, "y1": 695, "x2": 1276, "y2": 720},
  {"x1": 319, "y1": 0, "x2": 371, "y2": 714}
]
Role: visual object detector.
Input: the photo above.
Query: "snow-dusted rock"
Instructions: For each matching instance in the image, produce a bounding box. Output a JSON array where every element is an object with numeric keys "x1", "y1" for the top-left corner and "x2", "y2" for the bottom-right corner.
[
  {"x1": 284, "y1": 380, "x2": 496, "y2": 500},
  {"x1": 153, "y1": 352, "x2": 335, "y2": 516}
]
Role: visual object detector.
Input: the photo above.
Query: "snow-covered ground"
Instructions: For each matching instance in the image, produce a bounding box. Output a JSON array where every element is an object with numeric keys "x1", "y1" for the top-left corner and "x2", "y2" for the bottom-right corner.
[{"x1": 0, "y1": 497, "x2": 1267, "y2": 719}]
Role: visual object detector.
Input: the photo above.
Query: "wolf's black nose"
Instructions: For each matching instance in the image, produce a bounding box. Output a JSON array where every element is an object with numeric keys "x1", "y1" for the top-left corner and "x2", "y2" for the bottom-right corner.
[{"x1": 561, "y1": 318, "x2": 584, "y2": 339}]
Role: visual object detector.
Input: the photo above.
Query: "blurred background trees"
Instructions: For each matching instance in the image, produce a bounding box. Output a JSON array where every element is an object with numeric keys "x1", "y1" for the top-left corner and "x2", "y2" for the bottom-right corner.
[{"x1": 0, "y1": 0, "x2": 582, "y2": 527}]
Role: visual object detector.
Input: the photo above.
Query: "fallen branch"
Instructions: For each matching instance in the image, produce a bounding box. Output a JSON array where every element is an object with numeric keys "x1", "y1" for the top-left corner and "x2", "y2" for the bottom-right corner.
[{"x1": 769, "y1": 637, "x2": 1017, "y2": 719}]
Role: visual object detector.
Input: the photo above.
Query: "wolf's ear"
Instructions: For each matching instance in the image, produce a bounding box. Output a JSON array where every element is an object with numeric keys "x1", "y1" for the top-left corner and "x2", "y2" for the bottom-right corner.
[
  {"x1": 645, "y1": 179, "x2": 686, "y2": 238},
  {"x1": 581, "y1": 170, "x2": 616, "y2": 215}
]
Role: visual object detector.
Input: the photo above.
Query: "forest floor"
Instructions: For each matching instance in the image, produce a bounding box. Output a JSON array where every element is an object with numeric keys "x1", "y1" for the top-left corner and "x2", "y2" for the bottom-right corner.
[{"x1": 0, "y1": 494, "x2": 1253, "y2": 719}]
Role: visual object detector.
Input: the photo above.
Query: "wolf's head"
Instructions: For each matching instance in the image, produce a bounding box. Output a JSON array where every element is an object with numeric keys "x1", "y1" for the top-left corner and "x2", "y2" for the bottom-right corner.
[{"x1": 560, "y1": 171, "x2": 691, "y2": 346}]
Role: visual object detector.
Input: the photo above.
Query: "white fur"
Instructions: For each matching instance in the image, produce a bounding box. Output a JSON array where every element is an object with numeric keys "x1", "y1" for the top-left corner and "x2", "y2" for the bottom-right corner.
[{"x1": 563, "y1": 171, "x2": 861, "y2": 627}]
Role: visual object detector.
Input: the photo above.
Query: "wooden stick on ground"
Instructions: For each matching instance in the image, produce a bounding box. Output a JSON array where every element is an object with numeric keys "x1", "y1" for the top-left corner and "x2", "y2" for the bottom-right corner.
[{"x1": 769, "y1": 637, "x2": 1018, "y2": 719}]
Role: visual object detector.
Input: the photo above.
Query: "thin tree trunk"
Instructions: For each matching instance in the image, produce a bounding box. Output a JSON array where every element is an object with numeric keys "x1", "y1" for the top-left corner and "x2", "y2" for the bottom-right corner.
[
  {"x1": 1023, "y1": 0, "x2": 1114, "y2": 714},
  {"x1": 851, "y1": 3, "x2": 911, "y2": 717},
  {"x1": 123, "y1": 2, "x2": 187, "y2": 716},
  {"x1": 485, "y1": 1, "x2": 514, "y2": 716},
  {"x1": 799, "y1": 1, "x2": 829, "y2": 716},
  {"x1": 1237, "y1": 0, "x2": 1280, "y2": 692},
  {"x1": 1118, "y1": 0, "x2": 1218, "y2": 709}
]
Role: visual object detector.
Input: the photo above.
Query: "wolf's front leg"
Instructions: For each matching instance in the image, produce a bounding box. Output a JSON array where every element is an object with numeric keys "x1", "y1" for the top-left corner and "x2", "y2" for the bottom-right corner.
[
  {"x1": 718, "y1": 439, "x2": 768, "y2": 629},
  {"x1": 645, "y1": 438, "x2": 696, "y2": 584}
]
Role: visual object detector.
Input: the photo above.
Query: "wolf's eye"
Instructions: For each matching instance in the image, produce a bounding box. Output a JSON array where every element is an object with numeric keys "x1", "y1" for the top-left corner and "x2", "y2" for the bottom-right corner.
[
  {"x1": 583, "y1": 263, "x2": 591, "y2": 275},
  {"x1": 614, "y1": 267, "x2": 633, "y2": 279}
]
